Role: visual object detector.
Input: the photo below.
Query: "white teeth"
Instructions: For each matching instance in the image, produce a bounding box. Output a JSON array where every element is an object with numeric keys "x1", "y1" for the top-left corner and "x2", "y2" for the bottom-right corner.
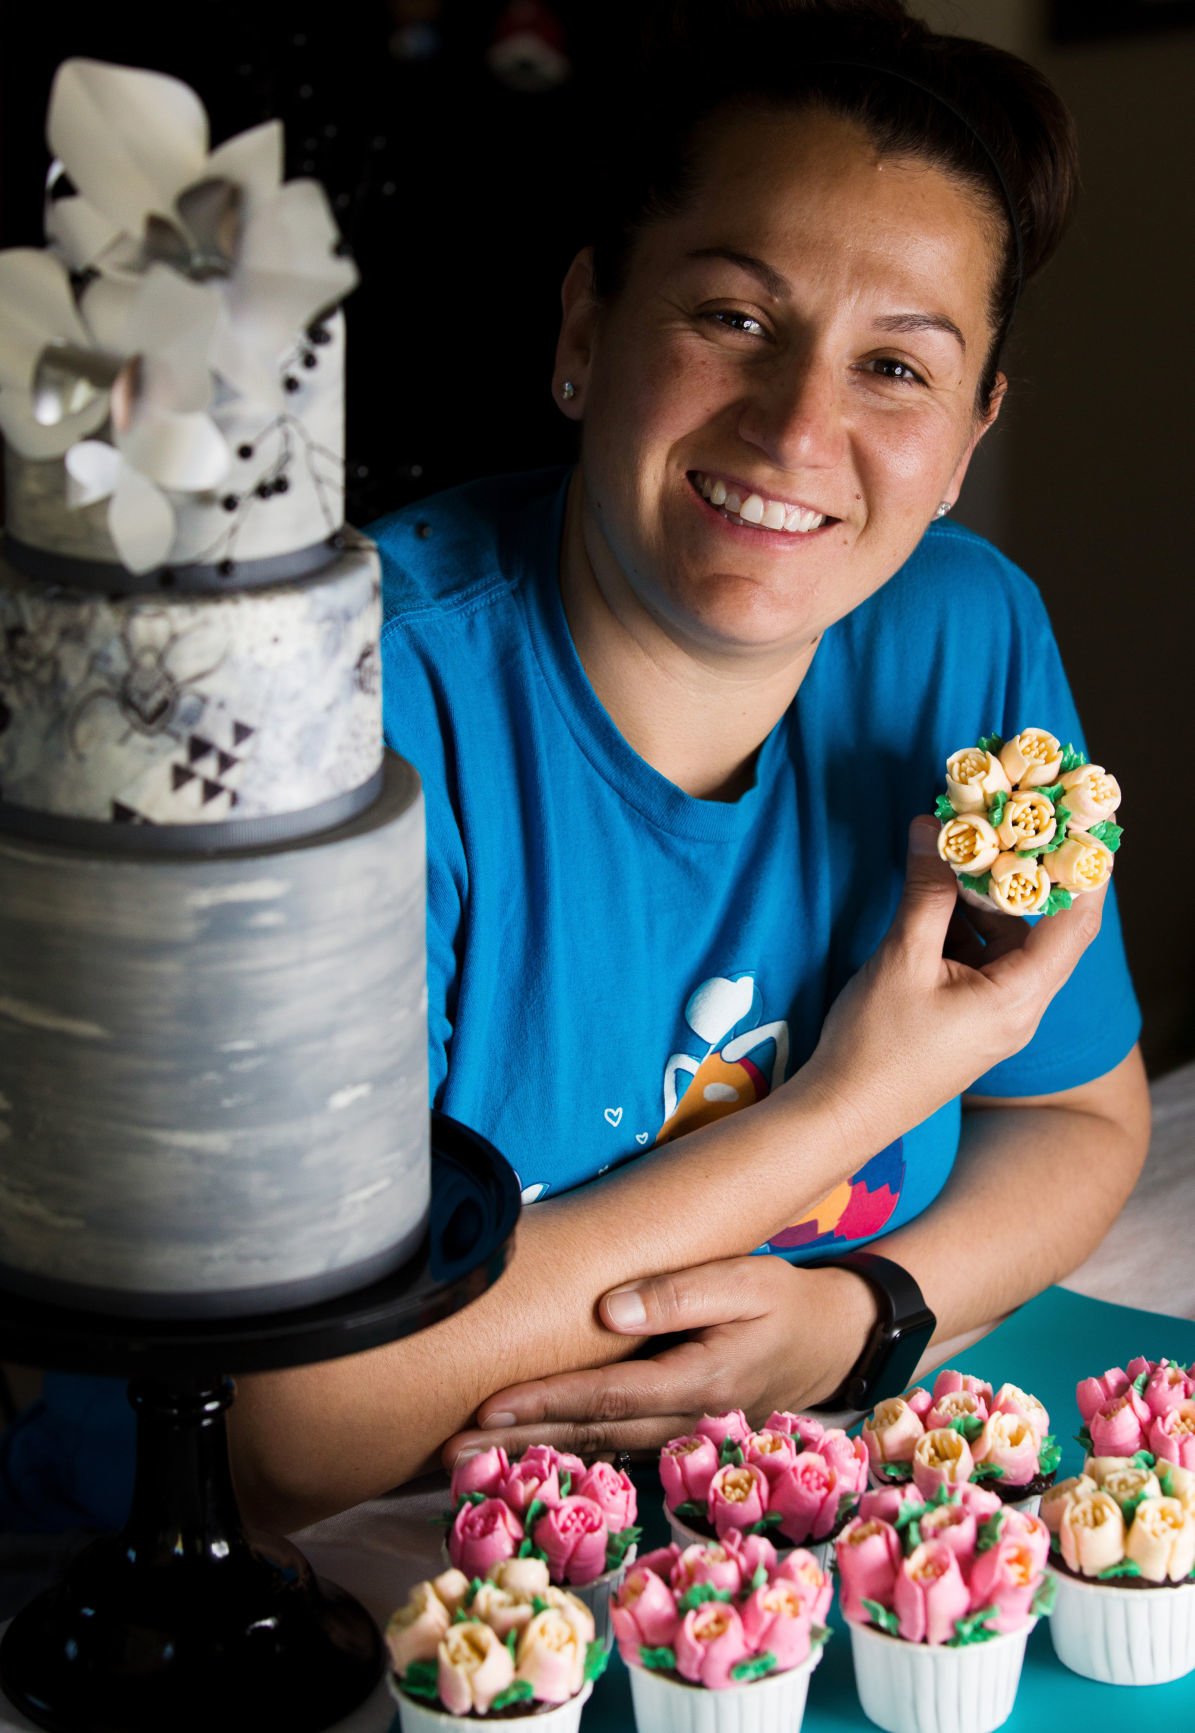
[
  {"x1": 723, "y1": 490, "x2": 743, "y2": 515},
  {"x1": 739, "y1": 493, "x2": 765, "y2": 524},
  {"x1": 694, "y1": 472, "x2": 826, "y2": 533},
  {"x1": 761, "y1": 499, "x2": 787, "y2": 530},
  {"x1": 709, "y1": 477, "x2": 727, "y2": 507}
]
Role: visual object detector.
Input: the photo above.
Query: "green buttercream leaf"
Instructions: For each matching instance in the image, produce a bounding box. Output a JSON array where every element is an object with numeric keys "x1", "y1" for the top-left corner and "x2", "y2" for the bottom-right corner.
[
  {"x1": 1041, "y1": 886, "x2": 1073, "y2": 917},
  {"x1": 1132, "y1": 1370, "x2": 1150, "y2": 1395},
  {"x1": 978, "y1": 734, "x2": 1004, "y2": 755},
  {"x1": 524, "y1": 1498, "x2": 547, "y2": 1532},
  {"x1": 926, "y1": 1484, "x2": 963, "y2": 1510},
  {"x1": 584, "y1": 1639, "x2": 610, "y2": 1684},
  {"x1": 811, "y1": 1624, "x2": 832, "y2": 1650},
  {"x1": 1098, "y1": 1560, "x2": 1143, "y2": 1580},
  {"x1": 1030, "y1": 1574, "x2": 1058, "y2": 1618},
  {"x1": 559, "y1": 1470, "x2": 572, "y2": 1497},
  {"x1": 947, "y1": 1607, "x2": 998, "y2": 1647},
  {"x1": 958, "y1": 870, "x2": 992, "y2": 896},
  {"x1": 1049, "y1": 1531, "x2": 1062, "y2": 1554},
  {"x1": 902, "y1": 1520, "x2": 923, "y2": 1555},
  {"x1": 746, "y1": 1512, "x2": 785, "y2": 1535},
  {"x1": 606, "y1": 1525, "x2": 642, "y2": 1571},
  {"x1": 1060, "y1": 743, "x2": 1087, "y2": 772},
  {"x1": 878, "y1": 1462, "x2": 915, "y2": 1483},
  {"x1": 1160, "y1": 1467, "x2": 1176, "y2": 1498},
  {"x1": 1088, "y1": 820, "x2": 1123, "y2": 851},
  {"x1": 720, "y1": 1437, "x2": 746, "y2": 1467},
  {"x1": 935, "y1": 793, "x2": 958, "y2": 822},
  {"x1": 466, "y1": 1578, "x2": 483, "y2": 1606},
  {"x1": 1075, "y1": 1426, "x2": 1093, "y2": 1453},
  {"x1": 976, "y1": 1511, "x2": 1006, "y2": 1553},
  {"x1": 639, "y1": 1645, "x2": 677, "y2": 1672},
  {"x1": 517, "y1": 1541, "x2": 549, "y2": 1562},
  {"x1": 1041, "y1": 828, "x2": 1069, "y2": 854},
  {"x1": 836, "y1": 1494, "x2": 858, "y2": 1523},
  {"x1": 398, "y1": 1660, "x2": 440, "y2": 1702},
  {"x1": 452, "y1": 1606, "x2": 472, "y2": 1624},
  {"x1": 987, "y1": 789, "x2": 1009, "y2": 827},
  {"x1": 894, "y1": 1500, "x2": 924, "y2": 1533},
  {"x1": 1039, "y1": 1436, "x2": 1062, "y2": 1475},
  {"x1": 532, "y1": 1595, "x2": 549, "y2": 1615},
  {"x1": 750, "y1": 1563, "x2": 768, "y2": 1592},
  {"x1": 730, "y1": 1653, "x2": 777, "y2": 1683},
  {"x1": 492, "y1": 1680, "x2": 535, "y2": 1711},
  {"x1": 862, "y1": 1599, "x2": 901, "y2": 1637},
  {"x1": 1131, "y1": 1450, "x2": 1157, "y2": 1470},
  {"x1": 678, "y1": 1584, "x2": 733, "y2": 1612},
  {"x1": 971, "y1": 1463, "x2": 1006, "y2": 1481},
  {"x1": 1121, "y1": 1492, "x2": 1149, "y2": 1525},
  {"x1": 1036, "y1": 782, "x2": 1064, "y2": 806},
  {"x1": 674, "y1": 1500, "x2": 706, "y2": 1521},
  {"x1": 505, "y1": 1629, "x2": 518, "y2": 1660},
  {"x1": 948, "y1": 1415, "x2": 985, "y2": 1443}
]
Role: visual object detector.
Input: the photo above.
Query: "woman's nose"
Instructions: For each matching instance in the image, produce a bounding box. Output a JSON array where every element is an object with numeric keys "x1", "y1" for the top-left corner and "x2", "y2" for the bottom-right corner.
[{"x1": 737, "y1": 353, "x2": 846, "y2": 471}]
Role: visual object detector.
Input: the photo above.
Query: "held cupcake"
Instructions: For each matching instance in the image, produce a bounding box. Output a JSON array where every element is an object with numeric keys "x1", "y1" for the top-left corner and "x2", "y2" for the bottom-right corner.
[
  {"x1": 445, "y1": 1444, "x2": 640, "y2": 1650},
  {"x1": 660, "y1": 1409, "x2": 867, "y2": 1565},
  {"x1": 863, "y1": 1373, "x2": 1060, "y2": 1513},
  {"x1": 838, "y1": 1485, "x2": 1054, "y2": 1733},
  {"x1": 934, "y1": 728, "x2": 1123, "y2": 918},
  {"x1": 1042, "y1": 1453, "x2": 1195, "y2": 1684},
  {"x1": 387, "y1": 1559, "x2": 607, "y2": 1732},
  {"x1": 612, "y1": 1538, "x2": 830, "y2": 1733}
]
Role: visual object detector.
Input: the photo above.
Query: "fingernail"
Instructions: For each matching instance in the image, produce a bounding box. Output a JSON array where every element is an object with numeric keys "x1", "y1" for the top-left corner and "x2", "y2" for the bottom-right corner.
[
  {"x1": 481, "y1": 1410, "x2": 517, "y2": 1430},
  {"x1": 605, "y1": 1284, "x2": 647, "y2": 1328},
  {"x1": 910, "y1": 818, "x2": 939, "y2": 854},
  {"x1": 453, "y1": 1446, "x2": 481, "y2": 1464}
]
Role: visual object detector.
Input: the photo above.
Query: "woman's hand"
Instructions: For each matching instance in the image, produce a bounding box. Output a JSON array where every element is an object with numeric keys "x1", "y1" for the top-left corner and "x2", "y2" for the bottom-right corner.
[
  {"x1": 799, "y1": 816, "x2": 1108, "y2": 1157},
  {"x1": 440, "y1": 1257, "x2": 875, "y2": 1466}
]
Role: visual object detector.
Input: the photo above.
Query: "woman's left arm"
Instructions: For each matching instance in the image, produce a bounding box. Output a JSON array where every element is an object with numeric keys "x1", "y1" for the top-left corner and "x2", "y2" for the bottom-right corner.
[{"x1": 447, "y1": 1045, "x2": 1150, "y2": 1459}]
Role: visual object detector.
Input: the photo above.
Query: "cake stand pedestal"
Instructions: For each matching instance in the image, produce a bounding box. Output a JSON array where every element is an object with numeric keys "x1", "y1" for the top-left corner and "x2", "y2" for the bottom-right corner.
[{"x1": 0, "y1": 1114, "x2": 520, "y2": 1733}]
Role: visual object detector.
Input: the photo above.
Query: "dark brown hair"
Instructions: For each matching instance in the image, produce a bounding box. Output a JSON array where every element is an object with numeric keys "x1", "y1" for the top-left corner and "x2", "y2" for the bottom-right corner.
[{"x1": 588, "y1": 2, "x2": 1079, "y2": 410}]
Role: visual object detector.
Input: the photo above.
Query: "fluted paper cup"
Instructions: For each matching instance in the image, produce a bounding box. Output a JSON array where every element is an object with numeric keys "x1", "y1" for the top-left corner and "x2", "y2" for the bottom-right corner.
[
  {"x1": 567, "y1": 1552, "x2": 634, "y2": 1652},
  {"x1": 1047, "y1": 1568, "x2": 1195, "y2": 1685},
  {"x1": 627, "y1": 1645, "x2": 822, "y2": 1733},
  {"x1": 663, "y1": 1501, "x2": 827, "y2": 1569},
  {"x1": 847, "y1": 1618, "x2": 1034, "y2": 1733},
  {"x1": 389, "y1": 1677, "x2": 593, "y2": 1732}
]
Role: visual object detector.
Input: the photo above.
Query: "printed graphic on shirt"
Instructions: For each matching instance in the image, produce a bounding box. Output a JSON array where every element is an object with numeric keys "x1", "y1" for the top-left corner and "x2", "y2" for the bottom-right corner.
[{"x1": 655, "y1": 972, "x2": 905, "y2": 1250}]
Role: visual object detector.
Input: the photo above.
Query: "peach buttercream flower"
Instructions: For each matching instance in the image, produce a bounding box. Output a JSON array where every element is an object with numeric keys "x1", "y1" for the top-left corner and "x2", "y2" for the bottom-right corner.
[
  {"x1": 1046, "y1": 830, "x2": 1114, "y2": 896},
  {"x1": 999, "y1": 728, "x2": 1062, "y2": 788},
  {"x1": 925, "y1": 1389, "x2": 987, "y2": 1433},
  {"x1": 991, "y1": 1383, "x2": 1049, "y2": 1443},
  {"x1": 515, "y1": 1607, "x2": 586, "y2": 1704},
  {"x1": 995, "y1": 790, "x2": 1057, "y2": 853},
  {"x1": 945, "y1": 747, "x2": 1011, "y2": 814},
  {"x1": 430, "y1": 1568, "x2": 472, "y2": 1615},
  {"x1": 469, "y1": 1581, "x2": 534, "y2": 1642},
  {"x1": 490, "y1": 1557, "x2": 551, "y2": 1598},
  {"x1": 912, "y1": 1428, "x2": 974, "y2": 1498},
  {"x1": 1124, "y1": 1498, "x2": 1195, "y2": 1584},
  {"x1": 1059, "y1": 764, "x2": 1121, "y2": 829},
  {"x1": 1099, "y1": 1465, "x2": 1161, "y2": 1515},
  {"x1": 938, "y1": 813, "x2": 1001, "y2": 874},
  {"x1": 1060, "y1": 1489, "x2": 1125, "y2": 1577},
  {"x1": 863, "y1": 1396, "x2": 924, "y2": 1467},
  {"x1": 988, "y1": 851, "x2": 1052, "y2": 916},
  {"x1": 386, "y1": 1581, "x2": 452, "y2": 1675},
  {"x1": 974, "y1": 1410, "x2": 1040, "y2": 1487},
  {"x1": 1040, "y1": 1476, "x2": 1096, "y2": 1534},
  {"x1": 437, "y1": 1620, "x2": 516, "y2": 1717}
]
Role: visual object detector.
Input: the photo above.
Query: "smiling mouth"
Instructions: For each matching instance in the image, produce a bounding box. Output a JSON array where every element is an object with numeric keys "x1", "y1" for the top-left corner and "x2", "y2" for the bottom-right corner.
[{"x1": 689, "y1": 470, "x2": 833, "y2": 534}]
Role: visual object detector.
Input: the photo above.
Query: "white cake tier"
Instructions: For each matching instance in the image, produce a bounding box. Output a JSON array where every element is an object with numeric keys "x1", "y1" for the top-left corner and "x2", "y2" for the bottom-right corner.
[
  {"x1": 0, "y1": 754, "x2": 430, "y2": 1315},
  {"x1": 4, "y1": 313, "x2": 347, "y2": 573},
  {"x1": 0, "y1": 536, "x2": 381, "y2": 830}
]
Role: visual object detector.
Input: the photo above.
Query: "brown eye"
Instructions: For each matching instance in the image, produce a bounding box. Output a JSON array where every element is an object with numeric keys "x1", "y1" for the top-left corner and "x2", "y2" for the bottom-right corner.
[
  {"x1": 870, "y1": 357, "x2": 925, "y2": 385},
  {"x1": 708, "y1": 310, "x2": 766, "y2": 337}
]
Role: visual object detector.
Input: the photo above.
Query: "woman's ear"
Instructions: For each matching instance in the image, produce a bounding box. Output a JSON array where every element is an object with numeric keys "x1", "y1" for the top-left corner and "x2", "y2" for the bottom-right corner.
[
  {"x1": 552, "y1": 246, "x2": 599, "y2": 419},
  {"x1": 944, "y1": 371, "x2": 1007, "y2": 506}
]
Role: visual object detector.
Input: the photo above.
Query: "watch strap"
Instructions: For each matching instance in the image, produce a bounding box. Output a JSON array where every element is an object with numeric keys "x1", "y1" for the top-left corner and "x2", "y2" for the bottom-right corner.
[{"x1": 802, "y1": 1250, "x2": 936, "y2": 1413}]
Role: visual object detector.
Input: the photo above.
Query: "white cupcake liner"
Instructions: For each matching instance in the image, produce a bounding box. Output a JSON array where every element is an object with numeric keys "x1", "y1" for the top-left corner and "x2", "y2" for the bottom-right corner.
[
  {"x1": 1005, "y1": 1492, "x2": 1041, "y2": 1518},
  {"x1": 664, "y1": 1501, "x2": 832, "y2": 1570},
  {"x1": 566, "y1": 1553, "x2": 633, "y2": 1652},
  {"x1": 847, "y1": 1616, "x2": 1034, "y2": 1733},
  {"x1": 389, "y1": 1676, "x2": 593, "y2": 1732},
  {"x1": 627, "y1": 1644, "x2": 822, "y2": 1733},
  {"x1": 1047, "y1": 1566, "x2": 1195, "y2": 1685}
]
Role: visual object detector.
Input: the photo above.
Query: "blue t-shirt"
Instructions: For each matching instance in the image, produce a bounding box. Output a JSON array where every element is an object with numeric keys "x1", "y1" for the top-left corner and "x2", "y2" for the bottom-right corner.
[{"x1": 375, "y1": 467, "x2": 1139, "y2": 1254}]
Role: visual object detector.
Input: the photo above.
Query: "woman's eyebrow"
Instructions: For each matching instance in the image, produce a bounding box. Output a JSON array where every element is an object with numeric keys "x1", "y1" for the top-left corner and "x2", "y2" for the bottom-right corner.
[
  {"x1": 685, "y1": 246, "x2": 791, "y2": 299},
  {"x1": 874, "y1": 312, "x2": 966, "y2": 352}
]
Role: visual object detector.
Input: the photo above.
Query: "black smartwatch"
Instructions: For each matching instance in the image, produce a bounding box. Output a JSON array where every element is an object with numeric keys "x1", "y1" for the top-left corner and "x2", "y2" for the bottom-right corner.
[{"x1": 802, "y1": 1251, "x2": 936, "y2": 1412}]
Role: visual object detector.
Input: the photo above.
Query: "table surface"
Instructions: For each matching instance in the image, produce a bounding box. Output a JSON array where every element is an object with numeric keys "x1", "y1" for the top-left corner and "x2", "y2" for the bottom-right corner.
[{"x1": 4, "y1": 1059, "x2": 1194, "y2": 1732}]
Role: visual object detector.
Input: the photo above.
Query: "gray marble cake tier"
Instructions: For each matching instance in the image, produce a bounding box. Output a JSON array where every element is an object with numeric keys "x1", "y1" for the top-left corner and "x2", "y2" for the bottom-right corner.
[
  {"x1": 0, "y1": 539, "x2": 382, "y2": 828},
  {"x1": 0, "y1": 753, "x2": 429, "y2": 1316}
]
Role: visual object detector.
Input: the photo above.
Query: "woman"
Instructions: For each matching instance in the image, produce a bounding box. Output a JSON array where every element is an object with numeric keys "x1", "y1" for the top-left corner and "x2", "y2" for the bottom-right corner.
[{"x1": 229, "y1": 1, "x2": 1148, "y2": 1529}]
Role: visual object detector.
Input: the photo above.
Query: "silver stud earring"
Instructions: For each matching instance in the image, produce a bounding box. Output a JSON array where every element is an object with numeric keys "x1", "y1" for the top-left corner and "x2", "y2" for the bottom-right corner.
[
  {"x1": 561, "y1": 380, "x2": 576, "y2": 401},
  {"x1": 935, "y1": 501, "x2": 951, "y2": 519}
]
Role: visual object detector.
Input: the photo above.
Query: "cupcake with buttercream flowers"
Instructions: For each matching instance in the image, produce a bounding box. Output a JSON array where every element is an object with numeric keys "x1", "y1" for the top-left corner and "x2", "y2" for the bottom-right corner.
[
  {"x1": 612, "y1": 1536, "x2": 830, "y2": 1733},
  {"x1": 862, "y1": 1372, "x2": 1060, "y2": 1514},
  {"x1": 934, "y1": 727, "x2": 1123, "y2": 918},
  {"x1": 837, "y1": 1482, "x2": 1054, "y2": 1733},
  {"x1": 660, "y1": 1409, "x2": 867, "y2": 1566},
  {"x1": 445, "y1": 1443, "x2": 639, "y2": 1651},
  {"x1": 1075, "y1": 1352, "x2": 1195, "y2": 1467},
  {"x1": 1041, "y1": 1457, "x2": 1195, "y2": 1685},
  {"x1": 387, "y1": 1557, "x2": 607, "y2": 1731}
]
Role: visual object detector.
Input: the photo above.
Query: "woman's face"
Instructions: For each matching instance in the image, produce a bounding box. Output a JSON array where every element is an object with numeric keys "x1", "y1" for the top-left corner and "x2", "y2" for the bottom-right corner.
[{"x1": 559, "y1": 105, "x2": 1005, "y2": 664}]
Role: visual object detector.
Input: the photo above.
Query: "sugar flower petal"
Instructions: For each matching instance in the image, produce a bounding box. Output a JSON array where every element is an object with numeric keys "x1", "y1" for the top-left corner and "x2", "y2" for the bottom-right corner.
[{"x1": 107, "y1": 460, "x2": 177, "y2": 572}]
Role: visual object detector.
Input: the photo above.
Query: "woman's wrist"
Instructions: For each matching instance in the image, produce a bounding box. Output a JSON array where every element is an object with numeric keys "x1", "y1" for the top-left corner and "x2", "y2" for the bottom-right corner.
[{"x1": 794, "y1": 1263, "x2": 881, "y2": 1408}]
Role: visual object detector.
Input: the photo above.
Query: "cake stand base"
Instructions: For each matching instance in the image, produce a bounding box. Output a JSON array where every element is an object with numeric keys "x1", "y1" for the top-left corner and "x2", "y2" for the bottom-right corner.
[{"x1": 0, "y1": 1116, "x2": 520, "y2": 1733}]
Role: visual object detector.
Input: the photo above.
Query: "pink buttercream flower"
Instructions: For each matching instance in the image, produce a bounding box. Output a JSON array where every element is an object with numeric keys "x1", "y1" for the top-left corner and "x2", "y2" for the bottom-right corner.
[
  {"x1": 707, "y1": 1463, "x2": 769, "y2": 1535},
  {"x1": 497, "y1": 1459, "x2": 562, "y2": 1515},
  {"x1": 991, "y1": 1384, "x2": 1049, "y2": 1442},
  {"x1": 673, "y1": 1543, "x2": 743, "y2": 1597},
  {"x1": 1150, "y1": 1403, "x2": 1195, "y2": 1469},
  {"x1": 917, "y1": 1501, "x2": 977, "y2": 1560},
  {"x1": 926, "y1": 1389, "x2": 988, "y2": 1434},
  {"x1": 696, "y1": 1410, "x2": 751, "y2": 1448},
  {"x1": 723, "y1": 1529, "x2": 779, "y2": 1582},
  {"x1": 835, "y1": 1517, "x2": 902, "y2": 1623},
  {"x1": 819, "y1": 1429, "x2": 869, "y2": 1495},
  {"x1": 911, "y1": 1430, "x2": 974, "y2": 1499},
  {"x1": 932, "y1": 1370, "x2": 994, "y2": 1408},
  {"x1": 1144, "y1": 1365, "x2": 1195, "y2": 1421},
  {"x1": 894, "y1": 1542, "x2": 971, "y2": 1646},
  {"x1": 450, "y1": 1445, "x2": 510, "y2": 1503},
  {"x1": 1089, "y1": 1391, "x2": 1151, "y2": 1458},
  {"x1": 448, "y1": 1497, "x2": 523, "y2": 1578},
  {"x1": 998, "y1": 1509, "x2": 1050, "y2": 1573},
  {"x1": 744, "y1": 1429, "x2": 799, "y2": 1482},
  {"x1": 769, "y1": 1452, "x2": 842, "y2": 1545},
  {"x1": 973, "y1": 1411, "x2": 1040, "y2": 1487},
  {"x1": 967, "y1": 1539, "x2": 1041, "y2": 1635},
  {"x1": 660, "y1": 1434, "x2": 721, "y2": 1510},
  {"x1": 636, "y1": 1543, "x2": 681, "y2": 1583},
  {"x1": 858, "y1": 1486, "x2": 924, "y2": 1525},
  {"x1": 904, "y1": 1387, "x2": 935, "y2": 1422},
  {"x1": 1126, "y1": 1356, "x2": 1154, "y2": 1382},
  {"x1": 674, "y1": 1602, "x2": 753, "y2": 1690},
  {"x1": 739, "y1": 1578, "x2": 815, "y2": 1669},
  {"x1": 863, "y1": 1398, "x2": 924, "y2": 1469},
  {"x1": 520, "y1": 1444, "x2": 585, "y2": 1485},
  {"x1": 956, "y1": 1482, "x2": 1003, "y2": 1520},
  {"x1": 574, "y1": 1460, "x2": 637, "y2": 1531},
  {"x1": 437, "y1": 1620, "x2": 516, "y2": 1716},
  {"x1": 610, "y1": 1566, "x2": 679, "y2": 1663},
  {"x1": 533, "y1": 1496, "x2": 610, "y2": 1586},
  {"x1": 775, "y1": 1549, "x2": 833, "y2": 1624},
  {"x1": 765, "y1": 1411, "x2": 826, "y2": 1451},
  {"x1": 1076, "y1": 1368, "x2": 1131, "y2": 1425}
]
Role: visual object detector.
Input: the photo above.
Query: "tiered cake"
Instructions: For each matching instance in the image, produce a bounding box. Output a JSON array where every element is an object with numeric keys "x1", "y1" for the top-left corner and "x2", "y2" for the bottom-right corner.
[{"x1": 0, "y1": 60, "x2": 429, "y2": 1315}]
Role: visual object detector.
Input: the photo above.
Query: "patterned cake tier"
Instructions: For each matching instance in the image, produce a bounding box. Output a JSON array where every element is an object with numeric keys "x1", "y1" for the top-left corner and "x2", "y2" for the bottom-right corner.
[
  {"x1": 0, "y1": 753, "x2": 429, "y2": 1315},
  {"x1": 0, "y1": 535, "x2": 381, "y2": 833}
]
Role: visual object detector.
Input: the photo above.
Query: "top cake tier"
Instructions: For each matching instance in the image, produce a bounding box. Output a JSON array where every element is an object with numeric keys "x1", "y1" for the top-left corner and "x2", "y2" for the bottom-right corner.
[{"x1": 0, "y1": 59, "x2": 358, "y2": 587}]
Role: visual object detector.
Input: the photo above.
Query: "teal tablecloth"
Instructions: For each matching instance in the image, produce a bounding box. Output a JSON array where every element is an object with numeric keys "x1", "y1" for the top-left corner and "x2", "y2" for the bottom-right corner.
[{"x1": 581, "y1": 1285, "x2": 1195, "y2": 1731}]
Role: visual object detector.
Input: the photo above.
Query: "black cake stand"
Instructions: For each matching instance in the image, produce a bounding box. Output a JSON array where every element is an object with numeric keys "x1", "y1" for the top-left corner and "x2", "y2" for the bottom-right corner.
[{"x1": 0, "y1": 1114, "x2": 521, "y2": 1733}]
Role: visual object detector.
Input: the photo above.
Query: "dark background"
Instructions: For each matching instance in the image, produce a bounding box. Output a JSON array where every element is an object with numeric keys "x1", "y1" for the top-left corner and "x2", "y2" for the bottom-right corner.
[{"x1": 2, "y1": 0, "x2": 1192, "y2": 1075}]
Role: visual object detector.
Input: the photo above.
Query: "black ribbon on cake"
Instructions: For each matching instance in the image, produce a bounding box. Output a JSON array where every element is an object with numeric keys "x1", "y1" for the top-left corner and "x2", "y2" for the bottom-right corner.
[{"x1": 3, "y1": 532, "x2": 344, "y2": 596}]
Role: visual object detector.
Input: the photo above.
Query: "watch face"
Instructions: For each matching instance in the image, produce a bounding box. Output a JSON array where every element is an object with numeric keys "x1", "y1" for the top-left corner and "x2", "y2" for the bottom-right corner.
[{"x1": 857, "y1": 1310, "x2": 937, "y2": 1410}]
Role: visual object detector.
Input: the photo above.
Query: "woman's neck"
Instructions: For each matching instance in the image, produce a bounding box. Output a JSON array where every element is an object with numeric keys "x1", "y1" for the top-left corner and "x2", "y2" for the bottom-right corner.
[{"x1": 558, "y1": 473, "x2": 819, "y2": 802}]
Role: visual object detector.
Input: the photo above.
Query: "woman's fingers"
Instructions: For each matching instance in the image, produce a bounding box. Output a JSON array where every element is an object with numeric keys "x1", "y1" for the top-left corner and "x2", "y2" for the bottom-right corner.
[
  {"x1": 599, "y1": 1257, "x2": 766, "y2": 1336},
  {"x1": 885, "y1": 817, "x2": 964, "y2": 968},
  {"x1": 443, "y1": 1411, "x2": 693, "y2": 1468},
  {"x1": 985, "y1": 877, "x2": 1106, "y2": 996}
]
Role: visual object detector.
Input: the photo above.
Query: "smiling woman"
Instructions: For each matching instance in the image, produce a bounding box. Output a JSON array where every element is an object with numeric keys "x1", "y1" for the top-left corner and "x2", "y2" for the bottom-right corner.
[{"x1": 215, "y1": 1, "x2": 1151, "y2": 1532}]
